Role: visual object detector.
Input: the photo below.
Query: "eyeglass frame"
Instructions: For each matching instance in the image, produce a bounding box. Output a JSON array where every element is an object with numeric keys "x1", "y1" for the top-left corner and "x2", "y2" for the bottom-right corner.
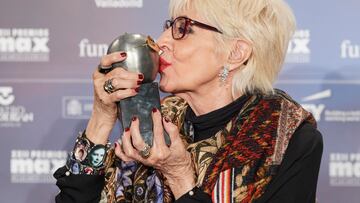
[{"x1": 164, "y1": 16, "x2": 223, "y2": 40}]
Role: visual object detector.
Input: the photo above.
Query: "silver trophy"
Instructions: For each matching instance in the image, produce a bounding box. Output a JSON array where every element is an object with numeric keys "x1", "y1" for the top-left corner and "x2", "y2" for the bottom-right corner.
[{"x1": 105, "y1": 33, "x2": 170, "y2": 146}]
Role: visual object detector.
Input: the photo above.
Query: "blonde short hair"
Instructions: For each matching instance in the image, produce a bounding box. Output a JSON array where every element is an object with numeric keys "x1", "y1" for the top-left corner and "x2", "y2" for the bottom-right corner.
[{"x1": 169, "y1": 0, "x2": 296, "y2": 97}]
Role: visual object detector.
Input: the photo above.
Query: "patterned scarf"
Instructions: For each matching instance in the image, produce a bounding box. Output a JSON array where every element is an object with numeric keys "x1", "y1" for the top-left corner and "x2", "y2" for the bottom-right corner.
[{"x1": 100, "y1": 89, "x2": 316, "y2": 203}]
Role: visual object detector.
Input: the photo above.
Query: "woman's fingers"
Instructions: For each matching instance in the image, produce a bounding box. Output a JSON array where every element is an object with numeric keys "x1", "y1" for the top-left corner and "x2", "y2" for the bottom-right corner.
[
  {"x1": 162, "y1": 116, "x2": 180, "y2": 146},
  {"x1": 93, "y1": 51, "x2": 146, "y2": 105},
  {"x1": 123, "y1": 114, "x2": 170, "y2": 165},
  {"x1": 106, "y1": 67, "x2": 143, "y2": 81},
  {"x1": 98, "y1": 51, "x2": 143, "y2": 82},
  {"x1": 109, "y1": 88, "x2": 138, "y2": 102},
  {"x1": 114, "y1": 140, "x2": 134, "y2": 162},
  {"x1": 121, "y1": 127, "x2": 144, "y2": 160},
  {"x1": 117, "y1": 111, "x2": 190, "y2": 174},
  {"x1": 93, "y1": 52, "x2": 127, "y2": 79},
  {"x1": 93, "y1": 72, "x2": 143, "y2": 104},
  {"x1": 93, "y1": 80, "x2": 136, "y2": 105},
  {"x1": 100, "y1": 51, "x2": 127, "y2": 67},
  {"x1": 152, "y1": 108, "x2": 167, "y2": 147},
  {"x1": 106, "y1": 76, "x2": 141, "y2": 91},
  {"x1": 129, "y1": 117, "x2": 148, "y2": 151}
]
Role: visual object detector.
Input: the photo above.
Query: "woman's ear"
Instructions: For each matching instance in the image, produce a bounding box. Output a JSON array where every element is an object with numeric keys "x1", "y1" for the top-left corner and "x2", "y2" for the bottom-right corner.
[{"x1": 227, "y1": 39, "x2": 252, "y2": 71}]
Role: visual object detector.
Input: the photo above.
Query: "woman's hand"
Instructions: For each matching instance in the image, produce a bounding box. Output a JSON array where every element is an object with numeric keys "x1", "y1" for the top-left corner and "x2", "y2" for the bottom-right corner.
[
  {"x1": 86, "y1": 51, "x2": 144, "y2": 145},
  {"x1": 114, "y1": 108, "x2": 196, "y2": 199}
]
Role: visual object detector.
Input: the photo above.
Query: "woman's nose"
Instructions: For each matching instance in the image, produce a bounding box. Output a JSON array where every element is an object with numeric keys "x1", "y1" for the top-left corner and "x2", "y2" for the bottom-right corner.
[{"x1": 157, "y1": 28, "x2": 172, "y2": 52}]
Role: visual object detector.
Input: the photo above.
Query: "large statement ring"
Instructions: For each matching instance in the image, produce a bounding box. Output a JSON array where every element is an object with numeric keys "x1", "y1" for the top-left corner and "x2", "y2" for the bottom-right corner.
[
  {"x1": 139, "y1": 143, "x2": 151, "y2": 159},
  {"x1": 104, "y1": 78, "x2": 115, "y2": 94},
  {"x1": 98, "y1": 64, "x2": 112, "y2": 74}
]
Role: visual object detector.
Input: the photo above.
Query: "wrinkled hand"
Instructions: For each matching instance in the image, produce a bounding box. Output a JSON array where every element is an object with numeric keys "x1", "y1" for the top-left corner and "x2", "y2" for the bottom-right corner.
[
  {"x1": 114, "y1": 108, "x2": 195, "y2": 199},
  {"x1": 86, "y1": 51, "x2": 143, "y2": 144}
]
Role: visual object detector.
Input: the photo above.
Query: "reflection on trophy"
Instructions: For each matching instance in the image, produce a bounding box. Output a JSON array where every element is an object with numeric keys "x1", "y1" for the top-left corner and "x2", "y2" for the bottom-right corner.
[{"x1": 106, "y1": 33, "x2": 170, "y2": 146}]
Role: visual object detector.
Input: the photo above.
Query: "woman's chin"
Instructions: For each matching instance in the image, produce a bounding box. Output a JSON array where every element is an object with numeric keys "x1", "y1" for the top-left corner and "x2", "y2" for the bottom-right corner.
[
  {"x1": 159, "y1": 81, "x2": 171, "y2": 93},
  {"x1": 159, "y1": 77, "x2": 174, "y2": 93}
]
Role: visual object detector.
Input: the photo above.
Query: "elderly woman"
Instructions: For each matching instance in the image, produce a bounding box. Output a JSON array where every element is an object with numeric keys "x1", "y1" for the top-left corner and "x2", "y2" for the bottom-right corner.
[{"x1": 55, "y1": 0, "x2": 323, "y2": 202}]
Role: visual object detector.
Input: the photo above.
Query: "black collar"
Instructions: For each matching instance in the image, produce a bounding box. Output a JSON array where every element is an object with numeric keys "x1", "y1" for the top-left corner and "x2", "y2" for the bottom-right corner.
[{"x1": 185, "y1": 94, "x2": 250, "y2": 142}]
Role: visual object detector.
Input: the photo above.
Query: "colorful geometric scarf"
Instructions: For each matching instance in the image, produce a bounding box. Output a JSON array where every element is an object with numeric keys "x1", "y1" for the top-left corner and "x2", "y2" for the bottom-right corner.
[{"x1": 100, "y1": 89, "x2": 316, "y2": 203}]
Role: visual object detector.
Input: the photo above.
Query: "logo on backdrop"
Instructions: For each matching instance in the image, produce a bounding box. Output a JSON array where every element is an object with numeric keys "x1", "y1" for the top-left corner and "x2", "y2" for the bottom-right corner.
[
  {"x1": 341, "y1": 40, "x2": 360, "y2": 59},
  {"x1": 62, "y1": 96, "x2": 93, "y2": 119},
  {"x1": 0, "y1": 86, "x2": 15, "y2": 106},
  {"x1": 10, "y1": 150, "x2": 67, "y2": 183},
  {"x1": 79, "y1": 38, "x2": 108, "y2": 58},
  {"x1": 300, "y1": 89, "x2": 330, "y2": 122},
  {"x1": 285, "y1": 29, "x2": 311, "y2": 63},
  {"x1": 95, "y1": 0, "x2": 143, "y2": 8},
  {"x1": 0, "y1": 86, "x2": 34, "y2": 127},
  {"x1": 0, "y1": 28, "x2": 49, "y2": 62},
  {"x1": 329, "y1": 153, "x2": 360, "y2": 187},
  {"x1": 301, "y1": 89, "x2": 360, "y2": 122}
]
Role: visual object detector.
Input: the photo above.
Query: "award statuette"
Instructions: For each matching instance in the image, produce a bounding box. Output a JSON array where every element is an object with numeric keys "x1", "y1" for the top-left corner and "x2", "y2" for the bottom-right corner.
[{"x1": 106, "y1": 33, "x2": 170, "y2": 146}]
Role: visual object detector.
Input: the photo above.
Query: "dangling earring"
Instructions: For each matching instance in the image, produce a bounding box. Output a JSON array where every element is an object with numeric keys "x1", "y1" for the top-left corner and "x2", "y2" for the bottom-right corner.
[{"x1": 219, "y1": 65, "x2": 229, "y2": 83}]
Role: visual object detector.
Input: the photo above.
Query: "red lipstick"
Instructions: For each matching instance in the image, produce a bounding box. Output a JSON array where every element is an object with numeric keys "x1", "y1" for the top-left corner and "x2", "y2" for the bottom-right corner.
[{"x1": 159, "y1": 57, "x2": 171, "y2": 73}]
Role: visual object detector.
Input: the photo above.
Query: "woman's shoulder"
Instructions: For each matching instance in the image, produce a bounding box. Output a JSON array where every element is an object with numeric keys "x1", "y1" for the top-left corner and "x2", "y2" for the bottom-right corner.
[{"x1": 290, "y1": 122, "x2": 323, "y2": 156}]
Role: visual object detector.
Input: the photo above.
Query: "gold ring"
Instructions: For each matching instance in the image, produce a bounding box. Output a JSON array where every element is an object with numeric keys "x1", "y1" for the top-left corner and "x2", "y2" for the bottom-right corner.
[{"x1": 139, "y1": 143, "x2": 151, "y2": 159}]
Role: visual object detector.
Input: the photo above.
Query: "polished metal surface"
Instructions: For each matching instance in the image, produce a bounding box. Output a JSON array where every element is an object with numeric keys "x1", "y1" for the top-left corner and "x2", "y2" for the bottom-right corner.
[{"x1": 107, "y1": 33, "x2": 160, "y2": 83}]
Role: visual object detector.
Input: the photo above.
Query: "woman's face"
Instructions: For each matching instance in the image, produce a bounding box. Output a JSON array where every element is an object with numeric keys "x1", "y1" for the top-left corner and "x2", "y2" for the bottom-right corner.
[
  {"x1": 157, "y1": 7, "x2": 226, "y2": 94},
  {"x1": 72, "y1": 163, "x2": 80, "y2": 173},
  {"x1": 90, "y1": 148, "x2": 105, "y2": 167}
]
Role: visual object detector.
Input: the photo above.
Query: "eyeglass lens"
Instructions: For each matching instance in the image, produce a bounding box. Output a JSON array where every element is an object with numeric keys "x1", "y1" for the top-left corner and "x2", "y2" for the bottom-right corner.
[{"x1": 164, "y1": 17, "x2": 188, "y2": 40}]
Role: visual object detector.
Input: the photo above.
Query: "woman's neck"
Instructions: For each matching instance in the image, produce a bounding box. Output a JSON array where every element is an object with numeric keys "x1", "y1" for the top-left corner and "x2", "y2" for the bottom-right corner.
[{"x1": 175, "y1": 78, "x2": 239, "y2": 116}]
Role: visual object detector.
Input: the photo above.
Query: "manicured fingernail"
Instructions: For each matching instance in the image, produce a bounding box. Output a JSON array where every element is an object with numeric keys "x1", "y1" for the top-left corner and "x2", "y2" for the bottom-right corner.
[
  {"x1": 125, "y1": 127, "x2": 130, "y2": 132},
  {"x1": 114, "y1": 142, "x2": 118, "y2": 148},
  {"x1": 164, "y1": 117, "x2": 170, "y2": 123},
  {"x1": 120, "y1": 52, "x2": 127, "y2": 57},
  {"x1": 134, "y1": 87, "x2": 139, "y2": 93},
  {"x1": 132, "y1": 117, "x2": 137, "y2": 121},
  {"x1": 137, "y1": 80, "x2": 142, "y2": 85},
  {"x1": 138, "y1": 74, "x2": 144, "y2": 80},
  {"x1": 152, "y1": 108, "x2": 157, "y2": 113}
]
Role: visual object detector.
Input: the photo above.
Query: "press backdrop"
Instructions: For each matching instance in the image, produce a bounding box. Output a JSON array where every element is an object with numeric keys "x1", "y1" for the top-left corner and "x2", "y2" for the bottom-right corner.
[{"x1": 1, "y1": 0, "x2": 360, "y2": 202}]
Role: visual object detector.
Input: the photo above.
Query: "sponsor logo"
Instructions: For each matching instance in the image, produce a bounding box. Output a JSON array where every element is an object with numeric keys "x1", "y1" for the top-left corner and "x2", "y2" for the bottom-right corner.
[
  {"x1": 341, "y1": 40, "x2": 360, "y2": 59},
  {"x1": 0, "y1": 86, "x2": 34, "y2": 127},
  {"x1": 79, "y1": 38, "x2": 108, "y2": 58},
  {"x1": 0, "y1": 86, "x2": 15, "y2": 106},
  {"x1": 10, "y1": 150, "x2": 67, "y2": 183},
  {"x1": 324, "y1": 110, "x2": 360, "y2": 122},
  {"x1": 95, "y1": 0, "x2": 143, "y2": 8},
  {"x1": 285, "y1": 29, "x2": 311, "y2": 63},
  {"x1": 62, "y1": 96, "x2": 93, "y2": 119},
  {"x1": 329, "y1": 153, "x2": 360, "y2": 186},
  {"x1": 0, "y1": 28, "x2": 49, "y2": 62},
  {"x1": 301, "y1": 89, "x2": 360, "y2": 122},
  {"x1": 301, "y1": 89, "x2": 330, "y2": 122}
]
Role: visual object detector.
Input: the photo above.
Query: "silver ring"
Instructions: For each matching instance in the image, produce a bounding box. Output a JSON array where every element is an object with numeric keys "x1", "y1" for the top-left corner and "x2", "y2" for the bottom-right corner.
[
  {"x1": 139, "y1": 143, "x2": 151, "y2": 159},
  {"x1": 98, "y1": 64, "x2": 112, "y2": 74},
  {"x1": 103, "y1": 78, "x2": 115, "y2": 94}
]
